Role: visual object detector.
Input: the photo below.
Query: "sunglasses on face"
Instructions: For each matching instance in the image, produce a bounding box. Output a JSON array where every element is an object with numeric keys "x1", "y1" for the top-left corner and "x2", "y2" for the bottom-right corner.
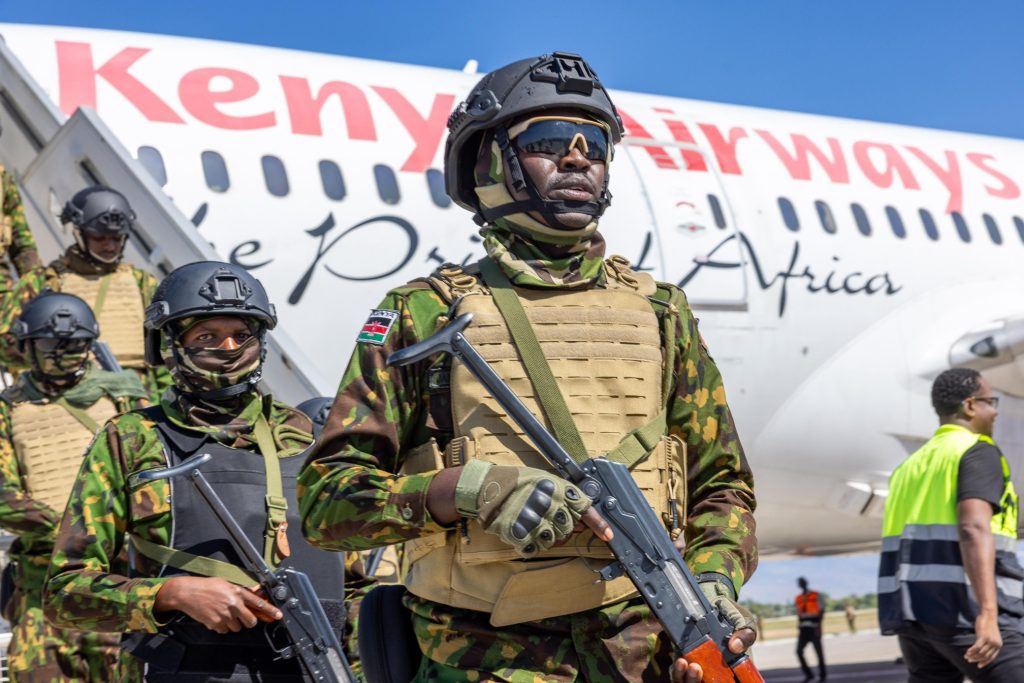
[
  {"x1": 508, "y1": 116, "x2": 613, "y2": 162},
  {"x1": 32, "y1": 338, "x2": 91, "y2": 355},
  {"x1": 966, "y1": 395, "x2": 1000, "y2": 408}
]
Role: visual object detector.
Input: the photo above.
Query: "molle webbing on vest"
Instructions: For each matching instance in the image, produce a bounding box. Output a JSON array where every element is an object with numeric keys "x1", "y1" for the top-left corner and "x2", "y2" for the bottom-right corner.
[
  {"x1": 405, "y1": 258, "x2": 687, "y2": 624},
  {"x1": 10, "y1": 398, "x2": 117, "y2": 510},
  {"x1": 59, "y1": 266, "x2": 146, "y2": 369}
]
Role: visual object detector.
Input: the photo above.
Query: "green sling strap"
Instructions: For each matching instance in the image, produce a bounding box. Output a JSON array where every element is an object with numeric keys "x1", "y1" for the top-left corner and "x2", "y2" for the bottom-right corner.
[
  {"x1": 253, "y1": 414, "x2": 287, "y2": 568},
  {"x1": 130, "y1": 412, "x2": 287, "y2": 584},
  {"x1": 55, "y1": 397, "x2": 100, "y2": 433},
  {"x1": 131, "y1": 534, "x2": 258, "y2": 587},
  {"x1": 478, "y1": 257, "x2": 666, "y2": 469},
  {"x1": 92, "y1": 273, "x2": 113, "y2": 319}
]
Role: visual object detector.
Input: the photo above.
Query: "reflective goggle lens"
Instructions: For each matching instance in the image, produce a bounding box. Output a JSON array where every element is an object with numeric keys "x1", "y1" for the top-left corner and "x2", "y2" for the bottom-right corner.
[
  {"x1": 512, "y1": 119, "x2": 610, "y2": 162},
  {"x1": 32, "y1": 338, "x2": 91, "y2": 355}
]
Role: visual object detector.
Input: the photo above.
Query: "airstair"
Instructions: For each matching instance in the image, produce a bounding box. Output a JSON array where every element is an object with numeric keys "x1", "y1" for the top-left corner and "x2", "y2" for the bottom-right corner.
[{"x1": 0, "y1": 35, "x2": 320, "y2": 404}]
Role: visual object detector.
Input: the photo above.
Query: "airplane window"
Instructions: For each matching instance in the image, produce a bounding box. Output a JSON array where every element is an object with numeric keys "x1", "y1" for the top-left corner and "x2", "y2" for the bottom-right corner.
[
  {"x1": 919, "y1": 209, "x2": 939, "y2": 241},
  {"x1": 707, "y1": 194, "x2": 727, "y2": 229},
  {"x1": 886, "y1": 206, "x2": 906, "y2": 239},
  {"x1": 1015, "y1": 217, "x2": 1024, "y2": 244},
  {"x1": 319, "y1": 160, "x2": 346, "y2": 201},
  {"x1": 137, "y1": 146, "x2": 167, "y2": 187},
  {"x1": 951, "y1": 212, "x2": 971, "y2": 243},
  {"x1": 426, "y1": 169, "x2": 451, "y2": 208},
  {"x1": 374, "y1": 164, "x2": 400, "y2": 205},
  {"x1": 201, "y1": 151, "x2": 230, "y2": 193},
  {"x1": 261, "y1": 156, "x2": 289, "y2": 198},
  {"x1": 778, "y1": 197, "x2": 799, "y2": 232},
  {"x1": 982, "y1": 214, "x2": 1002, "y2": 245},
  {"x1": 851, "y1": 203, "x2": 871, "y2": 236},
  {"x1": 815, "y1": 200, "x2": 837, "y2": 234}
]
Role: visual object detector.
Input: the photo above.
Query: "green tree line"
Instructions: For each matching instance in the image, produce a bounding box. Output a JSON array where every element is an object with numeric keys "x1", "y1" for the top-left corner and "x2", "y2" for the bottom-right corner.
[{"x1": 739, "y1": 592, "x2": 878, "y2": 619}]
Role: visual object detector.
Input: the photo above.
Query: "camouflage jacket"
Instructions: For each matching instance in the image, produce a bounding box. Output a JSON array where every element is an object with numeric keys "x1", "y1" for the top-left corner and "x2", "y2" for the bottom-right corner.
[
  {"x1": 0, "y1": 246, "x2": 171, "y2": 399},
  {"x1": 43, "y1": 390, "x2": 314, "y2": 633},
  {"x1": 299, "y1": 242, "x2": 757, "y2": 594},
  {"x1": 0, "y1": 367, "x2": 145, "y2": 600},
  {"x1": 0, "y1": 166, "x2": 42, "y2": 283}
]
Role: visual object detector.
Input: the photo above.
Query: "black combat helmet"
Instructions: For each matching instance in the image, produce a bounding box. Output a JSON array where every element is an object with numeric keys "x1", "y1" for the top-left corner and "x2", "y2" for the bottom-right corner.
[
  {"x1": 14, "y1": 291, "x2": 99, "y2": 382},
  {"x1": 60, "y1": 186, "x2": 135, "y2": 263},
  {"x1": 444, "y1": 52, "x2": 624, "y2": 227},
  {"x1": 144, "y1": 261, "x2": 277, "y2": 394},
  {"x1": 296, "y1": 396, "x2": 333, "y2": 438}
]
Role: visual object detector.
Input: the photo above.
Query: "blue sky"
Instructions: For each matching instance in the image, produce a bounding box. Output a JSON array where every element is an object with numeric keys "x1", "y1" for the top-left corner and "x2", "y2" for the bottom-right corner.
[{"x1": 3, "y1": 0, "x2": 1019, "y2": 605}]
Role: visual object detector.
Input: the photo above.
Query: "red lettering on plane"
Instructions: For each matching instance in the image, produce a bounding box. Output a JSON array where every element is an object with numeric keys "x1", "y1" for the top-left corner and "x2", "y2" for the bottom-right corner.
[
  {"x1": 279, "y1": 77, "x2": 377, "y2": 140},
  {"x1": 56, "y1": 41, "x2": 184, "y2": 123},
  {"x1": 967, "y1": 153, "x2": 1022, "y2": 200},
  {"x1": 756, "y1": 131, "x2": 849, "y2": 183},
  {"x1": 655, "y1": 108, "x2": 706, "y2": 171},
  {"x1": 697, "y1": 124, "x2": 748, "y2": 175},
  {"x1": 179, "y1": 68, "x2": 275, "y2": 130},
  {"x1": 372, "y1": 87, "x2": 455, "y2": 172},
  {"x1": 852, "y1": 141, "x2": 920, "y2": 191},
  {"x1": 904, "y1": 147, "x2": 960, "y2": 213},
  {"x1": 618, "y1": 108, "x2": 678, "y2": 169}
]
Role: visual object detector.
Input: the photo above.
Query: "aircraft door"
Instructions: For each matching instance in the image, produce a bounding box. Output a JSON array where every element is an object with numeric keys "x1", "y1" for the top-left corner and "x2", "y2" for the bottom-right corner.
[{"x1": 617, "y1": 139, "x2": 748, "y2": 310}]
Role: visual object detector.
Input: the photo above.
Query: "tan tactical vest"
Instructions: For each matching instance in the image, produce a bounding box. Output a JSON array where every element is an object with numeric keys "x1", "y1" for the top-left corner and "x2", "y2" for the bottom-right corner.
[
  {"x1": 10, "y1": 397, "x2": 117, "y2": 510},
  {"x1": 403, "y1": 258, "x2": 687, "y2": 625},
  {"x1": 58, "y1": 265, "x2": 146, "y2": 369}
]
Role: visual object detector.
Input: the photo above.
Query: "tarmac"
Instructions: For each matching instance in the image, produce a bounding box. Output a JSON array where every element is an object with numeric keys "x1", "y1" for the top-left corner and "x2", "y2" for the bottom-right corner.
[{"x1": 754, "y1": 629, "x2": 908, "y2": 682}]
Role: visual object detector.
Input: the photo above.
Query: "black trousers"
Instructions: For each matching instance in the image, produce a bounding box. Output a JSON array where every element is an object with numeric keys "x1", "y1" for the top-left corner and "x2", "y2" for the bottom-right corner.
[
  {"x1": 796, "y1": 626, "x2": 826, "y2": 678},
  {"x1": 898, "y1": 624, "x2": 1024, "y2": 682}
]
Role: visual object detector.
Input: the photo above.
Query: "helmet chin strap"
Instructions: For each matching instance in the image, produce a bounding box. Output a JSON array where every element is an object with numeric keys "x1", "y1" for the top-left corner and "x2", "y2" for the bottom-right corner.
[
  {"x1": 476, "y1": 126, "x2": 612, "y2": 230},
  {"x1": 74, "y1": 229, "x2": 127, "y2": 266},
  {"x1": 28, "y1": 346, "x2": 86, "y2": 388},
  {"x1": 167, "y1": 330, "x2": 267, "y2": 403}
]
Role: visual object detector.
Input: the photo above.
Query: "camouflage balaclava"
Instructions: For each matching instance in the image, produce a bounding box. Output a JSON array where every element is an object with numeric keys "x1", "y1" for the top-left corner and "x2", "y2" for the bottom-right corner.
[
  {"x1": 28, "y1": 341, "x2": 90, "y2": 392},
  {"x1": 162, "y1": 316, "x2": 262, "y2": 398}
]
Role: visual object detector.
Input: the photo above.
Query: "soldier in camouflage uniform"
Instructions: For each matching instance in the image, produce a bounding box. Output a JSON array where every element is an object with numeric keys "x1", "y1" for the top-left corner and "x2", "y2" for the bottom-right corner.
[
  {"x1": 0, "y1": 291, "x2": 147, "y2": 681},
  {"x1": 299, "y1": 53, "x2": 758, "y2": 682},
  {"x1": 0, "y1": 166, "x2": 42, "y2": 299},
  {"x1": 43, "y1": 262, "x2": 346, "y2": 682},
  {"x1": 0, "y1": 186, "x2": 170, "y2": 401}
]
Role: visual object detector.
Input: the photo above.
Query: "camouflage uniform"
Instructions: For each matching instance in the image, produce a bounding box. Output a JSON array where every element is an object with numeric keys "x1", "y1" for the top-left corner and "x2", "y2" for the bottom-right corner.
[
  {"x1": 299, "y1": 226, "x2": 757, "y2": 680},
  {"x1": 43, "y1": 389, "x2": 315, "y2": 683},
  {"x1": 0, "y1": 366, "x2": 146, "y2": 682},
  {"x1": 0, "y1": 246, "x2": 170, "y2": 400},
  {"x1": 0, "y1": 166, "x2": 42, "y2": 297}
]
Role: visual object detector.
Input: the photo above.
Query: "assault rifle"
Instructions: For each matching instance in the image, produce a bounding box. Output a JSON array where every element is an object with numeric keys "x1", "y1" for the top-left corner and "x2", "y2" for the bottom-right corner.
[
  {"x1": 91, "y1": 340, "x2": 122, "y2": 373},
  {"x1": 135, "y1": 453, "x2": 355, "y2": 683},
  {"x1": 387, "y1": 314, "x2": 763, "y2": 683}
]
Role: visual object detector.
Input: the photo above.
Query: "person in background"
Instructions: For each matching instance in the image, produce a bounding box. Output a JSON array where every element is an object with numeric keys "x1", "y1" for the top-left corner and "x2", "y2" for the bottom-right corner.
[
  {"x1": 0, "y1": 291, "x2": 146, "y2": 681},
  {"x1": 0, "y1": 185, "x2": 170, "y2": 400},
  {"x1": 879, "y1": 368, "x2": 1024, "y2": 682},
  {"x1": 0, "y1": 166, "x2": 41, "y2": 300},
  {"x1": 795, "y1": 576, "x2": 826, "y2": 681}
]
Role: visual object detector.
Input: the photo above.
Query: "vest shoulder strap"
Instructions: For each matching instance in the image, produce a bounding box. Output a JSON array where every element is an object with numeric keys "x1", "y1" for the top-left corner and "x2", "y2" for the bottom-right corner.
[
  {"x1": 55, "y1": 397, "x2": 100, "y2": 433},
  {"x1": 603, "y1": 255, "x2": 658, "y2": 297},
  {"x1": 423, "y1": 262, "x2": 486, "y2": 306}
]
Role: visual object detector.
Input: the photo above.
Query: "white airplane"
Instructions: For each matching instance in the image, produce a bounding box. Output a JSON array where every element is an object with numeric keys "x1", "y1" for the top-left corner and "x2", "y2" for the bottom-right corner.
[{"x1": 2, "y1": 24, "x2": 1023, "y2": 557}]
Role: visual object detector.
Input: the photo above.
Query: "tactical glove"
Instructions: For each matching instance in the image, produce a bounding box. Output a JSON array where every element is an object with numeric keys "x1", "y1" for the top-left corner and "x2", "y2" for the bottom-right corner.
[
  {"x1": 455, "y1": 459, "x2": 591, "y2": 558},
  {"x1": 698, "y1": 576, "x2": 757, "y2": 634}
]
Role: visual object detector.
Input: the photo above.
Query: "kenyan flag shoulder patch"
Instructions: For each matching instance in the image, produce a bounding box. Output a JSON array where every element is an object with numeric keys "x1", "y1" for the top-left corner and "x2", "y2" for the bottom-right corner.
[{"x1": 357, "y1": 309, "x2": 399, "y2": 345}]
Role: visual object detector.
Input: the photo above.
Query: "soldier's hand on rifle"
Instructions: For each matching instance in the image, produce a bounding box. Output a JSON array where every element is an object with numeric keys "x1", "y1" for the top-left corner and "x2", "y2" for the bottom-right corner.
[
  {"x1": 447, "y1": 460, "x2": 605, "y2": 557},
  {"x1": 154, "y1": 576, "x2": 282, "y2": 634}
]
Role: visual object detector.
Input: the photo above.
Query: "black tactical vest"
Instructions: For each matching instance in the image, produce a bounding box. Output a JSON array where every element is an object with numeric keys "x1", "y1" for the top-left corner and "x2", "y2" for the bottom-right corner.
[{"x1": 123, "y1": 408, "x2": 345, "y2": 682}]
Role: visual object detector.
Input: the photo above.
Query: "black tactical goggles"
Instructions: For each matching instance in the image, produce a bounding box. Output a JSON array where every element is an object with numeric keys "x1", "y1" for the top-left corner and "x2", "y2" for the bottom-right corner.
[
  {"x1": 32, "y1": 338, "x2": 92, "y2": 355},
  {"x1": 508, "y1": 116, "x2": 613, "y2": 162}
]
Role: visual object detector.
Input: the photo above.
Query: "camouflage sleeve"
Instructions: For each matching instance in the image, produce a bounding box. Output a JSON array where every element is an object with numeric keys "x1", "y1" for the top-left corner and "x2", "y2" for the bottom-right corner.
[
  {"x1": 298, "y1": 286, "x2": 451, "y2": 551},
  {"x1": 44, "y1": 417, "x2": 171, "y2": 633},
  {"x1": 1, "y1": 171, "x2": 41, "y2": 276},
  {"x1": 668, "y1": 290, "x2": 757, "y2": 595},
  {"x1": 0, "y1": 267, "x2": 48, "y2": 369},
  {"x1": 0, "y1": 400, "x2": 59, "y2": 545},
  {"x1": 133, "y1": 267, "x2": 158, "y2": 307}
]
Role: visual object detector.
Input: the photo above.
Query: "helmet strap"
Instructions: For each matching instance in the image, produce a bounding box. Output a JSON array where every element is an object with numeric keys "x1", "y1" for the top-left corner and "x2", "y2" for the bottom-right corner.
[
  {"x1": 479, "y1": 126, "x2": 613, "y2": 231},
  {"x1": 166, "y1": 329, "x2": 266, "y2": 403},
  {"x1": 74, "y1": 228, "x2": 127, "y2": 266},
  {"x1": 27, "y1": 342, "x2": 87, "y2": 389}
]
